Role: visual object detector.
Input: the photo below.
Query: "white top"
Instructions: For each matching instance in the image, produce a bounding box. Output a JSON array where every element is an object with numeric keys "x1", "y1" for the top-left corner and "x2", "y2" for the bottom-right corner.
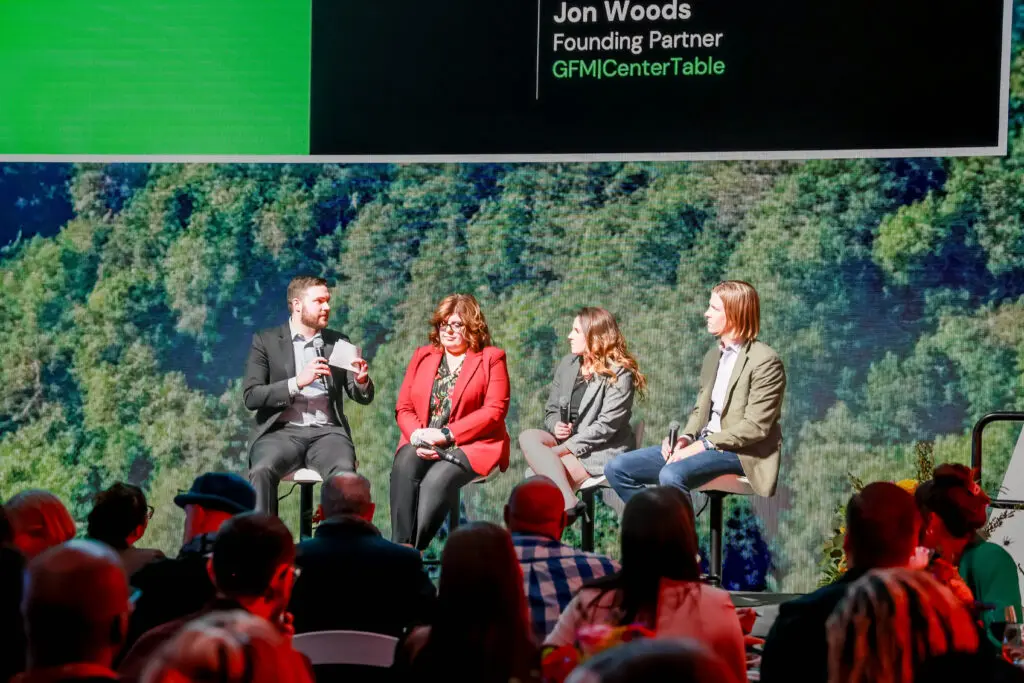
[
  {"x1": 545, "y1": 580, "x2": 746, "y2": 683},
  {"x1": 705, "y1": 342, "x2": 741, "y2": 435},
  {"x1": 279, "y1": 319, "x2": 332, "y2": 426}
]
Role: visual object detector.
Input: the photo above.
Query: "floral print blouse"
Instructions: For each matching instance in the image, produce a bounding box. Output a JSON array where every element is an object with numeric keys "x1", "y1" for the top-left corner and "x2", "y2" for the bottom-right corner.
[{"x1": 428, "y1": 355, "x2": 462, "y2": 429}]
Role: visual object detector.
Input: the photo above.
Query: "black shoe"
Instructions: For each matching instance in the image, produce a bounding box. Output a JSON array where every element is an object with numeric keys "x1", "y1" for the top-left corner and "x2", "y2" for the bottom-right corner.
[{"x1": 565, "y1": 500, "x2": 590, "y2": 525}]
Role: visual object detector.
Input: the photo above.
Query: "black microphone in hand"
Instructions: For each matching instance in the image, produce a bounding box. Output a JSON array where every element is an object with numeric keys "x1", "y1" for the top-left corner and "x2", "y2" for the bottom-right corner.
[
  {"x1": 668, "y1": 420, "x2": 680, "y2": 451},
  {"x1": 559, "y1": 396, "x2": 570, "y2": 425},
  {"x1": 434, "y1": 447, "x2": 471, "y2": 472},
  {"x1": 312, "y1": 338, "x2": 330, "y2": 391}
]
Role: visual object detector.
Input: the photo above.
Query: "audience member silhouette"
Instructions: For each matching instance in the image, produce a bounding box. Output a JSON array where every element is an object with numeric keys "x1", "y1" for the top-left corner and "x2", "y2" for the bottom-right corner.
[
  {"x1": 18, "y1": 540, "x2": 131, "y2": 683},
  {"x1": 396, "y1": 522, "x2": 540, "y2": 683},
  {"x1": 119, "y1": 512, "x2": 297, "y2": 680},
  {"x1": 289, "y1": 473, "x2": 435, "y2": 636},
  {"x1": 87, "y1": 483, "x2": 164, "y2": 577}
]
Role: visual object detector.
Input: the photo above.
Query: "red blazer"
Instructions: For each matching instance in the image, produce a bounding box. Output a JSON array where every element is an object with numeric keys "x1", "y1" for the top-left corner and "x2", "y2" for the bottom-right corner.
[{"x1": 395, "y1": 345, "x2": 511, "y2": 476}]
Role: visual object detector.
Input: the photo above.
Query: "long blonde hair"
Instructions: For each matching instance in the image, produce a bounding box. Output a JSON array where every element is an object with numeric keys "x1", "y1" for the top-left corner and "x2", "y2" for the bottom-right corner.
[{"x1": 577, "y1": 307, "x2": 647, "y2": 398}]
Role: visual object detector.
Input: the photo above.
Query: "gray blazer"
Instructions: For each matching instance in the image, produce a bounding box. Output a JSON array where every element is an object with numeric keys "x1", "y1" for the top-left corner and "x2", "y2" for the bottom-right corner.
[{"x1": 544, "y1": 354, "x2": 637, "y2": 475}]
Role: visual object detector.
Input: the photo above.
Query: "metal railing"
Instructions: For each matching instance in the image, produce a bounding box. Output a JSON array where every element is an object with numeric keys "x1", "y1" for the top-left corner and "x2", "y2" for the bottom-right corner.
[{"x1": 971, "y1": 411, "x2": 1024, "y2": 509}]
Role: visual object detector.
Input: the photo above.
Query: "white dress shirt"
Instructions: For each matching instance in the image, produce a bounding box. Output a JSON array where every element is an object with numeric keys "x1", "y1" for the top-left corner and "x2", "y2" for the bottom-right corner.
[
  {"x1": 704, "y1": 341, "x2": 741, "y2": 436},
  {"x1": 277, "y1": 320, "x2": 333, "y2": 427}
]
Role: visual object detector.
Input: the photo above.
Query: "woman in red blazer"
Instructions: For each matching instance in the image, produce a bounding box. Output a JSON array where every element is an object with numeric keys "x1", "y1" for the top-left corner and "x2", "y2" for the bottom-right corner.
[{"x1": 391, "y1": 293, "x2": 511, "y2": 549}]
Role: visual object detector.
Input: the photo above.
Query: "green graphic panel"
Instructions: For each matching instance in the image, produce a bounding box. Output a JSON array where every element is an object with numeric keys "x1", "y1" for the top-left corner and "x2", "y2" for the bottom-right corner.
[{"x1": 0, "y1": 1, "x2": 310, "y2": 155}]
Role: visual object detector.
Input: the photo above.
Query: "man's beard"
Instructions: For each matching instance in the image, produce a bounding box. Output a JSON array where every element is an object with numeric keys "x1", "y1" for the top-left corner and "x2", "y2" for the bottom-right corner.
[{"x1": 301, "y1": 307, "x2": 327, "y2": 330}]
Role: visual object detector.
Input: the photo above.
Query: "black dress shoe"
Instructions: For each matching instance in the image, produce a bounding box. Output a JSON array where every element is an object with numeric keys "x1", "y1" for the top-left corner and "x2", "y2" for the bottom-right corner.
[{"x1": 565, "y1": 500, "x2": 590, "y2": 525}]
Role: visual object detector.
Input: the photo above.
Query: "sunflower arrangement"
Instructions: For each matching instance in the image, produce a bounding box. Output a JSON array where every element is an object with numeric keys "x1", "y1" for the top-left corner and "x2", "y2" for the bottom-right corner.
[{"x1": 818, "y1": 442, "x2": 935, "y2": 586}]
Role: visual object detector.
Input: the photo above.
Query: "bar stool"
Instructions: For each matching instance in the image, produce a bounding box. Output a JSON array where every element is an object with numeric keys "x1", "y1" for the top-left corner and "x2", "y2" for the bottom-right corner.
[
  {"x1": 577, "y1": 420, "x2": 642, "y2": 551},
  {"x1": 695, "y1": 474, "x2": 754, "y2": 586},
  {"x1": 281, "y1": 468, "x2": 323, "y2": 540},
  {"x1": 448, "y1": 468, "x2": 498, "y2": 531},
  {"x1": 578, "y1": 475, "x2": 609, "y2": 551}
]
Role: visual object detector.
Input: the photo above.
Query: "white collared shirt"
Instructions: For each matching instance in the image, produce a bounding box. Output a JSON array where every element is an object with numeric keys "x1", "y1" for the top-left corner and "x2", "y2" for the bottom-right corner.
[
  {"x1": 705, "y1": 341, "x2": 741, "y2": 435},
  {"x1": 277, "y1": 320, "x2": 333, "y2": 427}
]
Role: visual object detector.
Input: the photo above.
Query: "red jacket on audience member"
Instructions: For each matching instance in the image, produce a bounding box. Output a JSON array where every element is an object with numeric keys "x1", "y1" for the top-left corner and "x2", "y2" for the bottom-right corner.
[{"x1": 395, "y1": 345, "x2": 511, "y2": 476}]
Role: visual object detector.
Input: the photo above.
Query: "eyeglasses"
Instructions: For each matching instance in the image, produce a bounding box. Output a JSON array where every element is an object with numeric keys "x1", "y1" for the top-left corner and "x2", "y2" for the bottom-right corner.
[
  {"x1": 146, "y1": 505, "x2": 155, "y2": 520},
  {"x1": 438, "y1": 321, "x2": 466, "y2": 333}
]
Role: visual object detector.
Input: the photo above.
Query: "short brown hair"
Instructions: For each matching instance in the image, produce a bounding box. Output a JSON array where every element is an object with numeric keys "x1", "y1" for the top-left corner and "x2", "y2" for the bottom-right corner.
[
  {"x1": 285, "y1": 276, "x2": 327, "y2": 312},
  {"x1": 846, "y1": 482, "x2": 920, "y2": 569},
  {"x1": 712, "y1": 280, "x2": 760, "y2": 342},
  {"x1": 428, "y1": 294, "x2": 492, "y2": 352}
]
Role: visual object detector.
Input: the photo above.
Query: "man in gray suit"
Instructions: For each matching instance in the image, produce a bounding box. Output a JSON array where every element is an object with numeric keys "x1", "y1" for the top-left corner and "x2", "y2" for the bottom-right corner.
[{"x1": 243, "y1": 275, "x2": 374, "y2": 514}]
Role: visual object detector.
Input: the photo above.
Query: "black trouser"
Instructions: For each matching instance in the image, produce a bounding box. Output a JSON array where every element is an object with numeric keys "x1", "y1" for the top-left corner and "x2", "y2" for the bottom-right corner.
[
  {"x1": 249, "y1": 423, "x2": 357, "y2": 515},
  {"x1": 390, "y1": 443, "x2": 477, "y2": 550}
]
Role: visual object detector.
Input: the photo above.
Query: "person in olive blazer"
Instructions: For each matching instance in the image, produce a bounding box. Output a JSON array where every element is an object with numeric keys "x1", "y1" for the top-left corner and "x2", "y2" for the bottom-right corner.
[
  {"x1": 520, "y1": 308, "x2": 646, "y2": 518},
  {"x1": 605, "y1": 281, "x2": 785, "y2": 505}
]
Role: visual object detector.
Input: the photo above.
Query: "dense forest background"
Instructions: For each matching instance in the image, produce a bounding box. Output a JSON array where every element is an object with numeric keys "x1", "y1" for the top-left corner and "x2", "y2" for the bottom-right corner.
[{"x1": 2, "y1": 17, "x2": 1022, "y2": 591}]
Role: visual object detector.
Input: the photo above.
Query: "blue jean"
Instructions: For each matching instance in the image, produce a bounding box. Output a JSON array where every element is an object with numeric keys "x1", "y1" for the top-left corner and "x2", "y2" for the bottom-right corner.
[{"x1": 604, "y1": 445, "x2": 744, "y2": 506}]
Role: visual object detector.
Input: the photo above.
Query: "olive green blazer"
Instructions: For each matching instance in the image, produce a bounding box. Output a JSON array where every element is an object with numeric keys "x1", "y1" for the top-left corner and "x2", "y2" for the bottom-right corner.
[{"x1": 682, "y1": 340, "x2": 786, "y2": 497}]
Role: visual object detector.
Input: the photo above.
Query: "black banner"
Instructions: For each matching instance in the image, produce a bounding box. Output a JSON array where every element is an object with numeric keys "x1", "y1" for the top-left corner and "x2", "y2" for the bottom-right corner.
[{"x1": 310, "y1": 0, "x2": 1008, "y2": 157}]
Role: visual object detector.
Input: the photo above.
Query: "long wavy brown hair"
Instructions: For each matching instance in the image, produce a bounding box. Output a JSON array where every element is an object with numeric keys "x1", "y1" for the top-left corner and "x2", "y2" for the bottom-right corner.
[
  {"x1": 577, "y1": 307, "x2": 647, "y2": 398},
  {"x1": 413, "y1": 522, "x2": 538, "y2": 682},
  {"x1": 428, "y1": 293, "x2": 492, "y2": 352}
]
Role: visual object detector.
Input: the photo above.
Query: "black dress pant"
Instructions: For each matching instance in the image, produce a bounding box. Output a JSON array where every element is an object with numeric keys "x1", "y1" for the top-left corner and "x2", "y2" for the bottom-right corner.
[
  {"x1": 249, "y1": 423, "x2": 357, "y2": 515},
  {"x1": 390, "y1": 443, "x2": 477, "y2": 550}
]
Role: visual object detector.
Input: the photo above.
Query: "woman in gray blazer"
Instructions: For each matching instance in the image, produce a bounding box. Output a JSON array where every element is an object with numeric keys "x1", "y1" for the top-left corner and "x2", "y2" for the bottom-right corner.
[{"x1": 519, "y1": 307, "x2": 646, "y2": 522}]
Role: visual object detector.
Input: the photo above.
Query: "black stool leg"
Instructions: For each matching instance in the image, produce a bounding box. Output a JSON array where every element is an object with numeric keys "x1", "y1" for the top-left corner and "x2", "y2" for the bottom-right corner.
[
  {"x1": 299, "y1": 482, "x2": 314, "y2": 540},
  {"x1": 448, "y1": 489, "x2": 462, "y2": 532},
  {"x1": 581, "y1": 488, "x2": 596, "y2": 552},
  {"x1": 708, "y1": 492, "x2": 724, "y2": 587}
]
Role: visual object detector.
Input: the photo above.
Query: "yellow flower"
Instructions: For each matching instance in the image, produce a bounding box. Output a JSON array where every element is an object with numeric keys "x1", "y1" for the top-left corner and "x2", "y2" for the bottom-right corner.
[{"x1": 895, "y1": 479, "x2": 919, "y2": 493}]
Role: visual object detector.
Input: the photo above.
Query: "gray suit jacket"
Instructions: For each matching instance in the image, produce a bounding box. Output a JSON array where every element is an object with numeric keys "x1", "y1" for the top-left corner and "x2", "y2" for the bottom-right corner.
[{"x1": 544, "y1": 354, "x2": 637, "y2": 475}]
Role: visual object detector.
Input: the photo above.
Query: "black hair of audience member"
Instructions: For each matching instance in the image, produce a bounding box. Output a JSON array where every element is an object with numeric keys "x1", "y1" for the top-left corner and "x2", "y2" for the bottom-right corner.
[
  {"x1": 411, "y1": 522, "x2": 538, "y2": 683},
  {"x1": 565, "y1": 638, "x2": 734, "y2": 683},
  {"x1": 87, "y1": 482, "x2": 150, "y2": 550},
  {"x1": 0, "y1": 504, "x2": 26, "y2": 683},
  {"x1": 584, "y1": 486, "x2": 700, "y2": 626},
  {"x1": 0, "y1": 504, "x2": 12, "y2": 545},
  {"x1": 845, "y1": 481, "x2": 921, "y2": 569},
  {"x1": 22, "y1": 540, "x2": 131, "y2": 669},
  {"x1": 913, "y1": 651, "x2": 1024, "y2": 683},
  {"x1": 211, "y1": 512, "x2": 296, "y2": 598},
  {"x1": 915, "y1": 464, "x2": 989, "y2": 539}
]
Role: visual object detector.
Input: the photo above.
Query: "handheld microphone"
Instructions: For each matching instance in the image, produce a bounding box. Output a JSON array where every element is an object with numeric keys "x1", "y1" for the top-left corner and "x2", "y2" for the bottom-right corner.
[
  {"x1": 312, "y1": 338, "x2": 330, "y2": 391},
  {"x1": 434, "y1": 447, "x2": 471, "y2": 472},
  {"x1": 668, "y1": 420, "x2": 680, "y2": 449},
  {"x1": 559, "y1": 396, "x2": 570, "y2": 424}
]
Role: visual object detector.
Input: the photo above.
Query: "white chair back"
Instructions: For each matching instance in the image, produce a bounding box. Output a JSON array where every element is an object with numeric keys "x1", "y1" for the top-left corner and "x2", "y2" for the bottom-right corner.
[{"x1": 291, "y1": 630, "x2": 399, "y2": 667}]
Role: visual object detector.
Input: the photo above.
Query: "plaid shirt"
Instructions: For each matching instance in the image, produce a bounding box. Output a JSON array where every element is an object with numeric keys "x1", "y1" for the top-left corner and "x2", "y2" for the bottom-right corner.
[{"x1": 512, "y1": 532, "x2": 619, "y2": 642}]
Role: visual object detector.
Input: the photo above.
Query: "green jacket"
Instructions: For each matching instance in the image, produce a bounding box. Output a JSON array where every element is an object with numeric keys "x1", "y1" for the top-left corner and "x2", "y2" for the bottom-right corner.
[
  {"x1": 960, "y1": 537, "x2": 1023, "y2": 649},
  {"x1": 683, "y1": 339, "x2": 786, "y2": 497}
]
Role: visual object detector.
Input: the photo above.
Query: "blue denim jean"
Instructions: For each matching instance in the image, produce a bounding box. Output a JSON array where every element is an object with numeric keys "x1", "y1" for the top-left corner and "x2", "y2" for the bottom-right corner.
[{"x1": 604, "y1": 445, "x2": 744, "y2": 508}]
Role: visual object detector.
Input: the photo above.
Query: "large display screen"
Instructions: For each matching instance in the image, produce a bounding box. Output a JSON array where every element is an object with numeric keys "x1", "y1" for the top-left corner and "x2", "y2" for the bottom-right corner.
[{"x1": 0, "y1": 0, "x2": 1014, "y2": 159}]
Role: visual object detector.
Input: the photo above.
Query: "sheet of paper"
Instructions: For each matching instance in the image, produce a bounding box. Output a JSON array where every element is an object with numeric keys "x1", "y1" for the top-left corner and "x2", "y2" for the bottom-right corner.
[{"x1": 327, "y1": 339, "x2": 362, "y2": 372}]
